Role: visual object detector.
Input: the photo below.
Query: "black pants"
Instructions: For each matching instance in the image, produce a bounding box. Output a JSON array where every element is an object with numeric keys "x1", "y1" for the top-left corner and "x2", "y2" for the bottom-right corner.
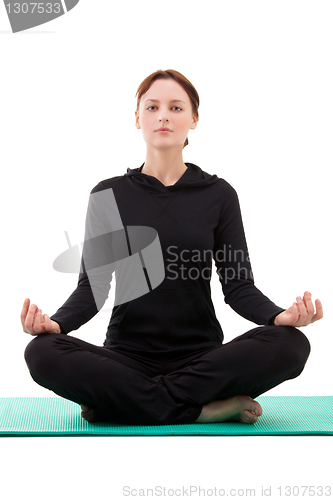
[{"x1": 24, "y1": 325, "x2": 310, "y2": 425}]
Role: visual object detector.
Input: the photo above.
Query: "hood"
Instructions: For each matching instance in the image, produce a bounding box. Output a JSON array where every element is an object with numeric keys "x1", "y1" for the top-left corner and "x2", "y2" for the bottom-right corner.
[{"x1": 124, "y1": 162, "x2": 220, "y2": 193}]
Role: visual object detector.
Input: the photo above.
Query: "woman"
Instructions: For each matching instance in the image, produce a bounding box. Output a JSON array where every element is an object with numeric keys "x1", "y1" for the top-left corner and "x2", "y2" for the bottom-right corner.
[{"x1": 22, "y1": 69, "x2": 323, "y2": 426}]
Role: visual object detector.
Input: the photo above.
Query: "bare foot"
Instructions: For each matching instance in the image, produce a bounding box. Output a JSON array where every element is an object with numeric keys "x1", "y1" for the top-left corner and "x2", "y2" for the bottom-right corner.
[
  {"x1": 80, "y1": 404, "x2": 98, "y2": 422},
  {"x1": 194, "y1": 395, "x2": 263, "y2": 424}
]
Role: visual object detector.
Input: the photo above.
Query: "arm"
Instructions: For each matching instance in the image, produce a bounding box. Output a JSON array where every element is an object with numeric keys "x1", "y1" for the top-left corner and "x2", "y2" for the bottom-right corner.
[
  {"x1": 50, "y1": 182, "x2": 115, "y2": 334},
  {"x1": 213, "y1": 182, "x2": 285, "y2": 325},
  {"x1": 213, "y1": 183, "x2": 324, "y2": 328},
  {"x1": 49, "y1": 265, "x2": 103, "y2": 335}
]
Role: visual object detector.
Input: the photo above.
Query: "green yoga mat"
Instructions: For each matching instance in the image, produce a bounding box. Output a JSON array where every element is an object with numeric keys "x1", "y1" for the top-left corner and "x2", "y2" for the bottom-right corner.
[{"x1": 0, "y1": 396, "x2": 332, "y2": 436}]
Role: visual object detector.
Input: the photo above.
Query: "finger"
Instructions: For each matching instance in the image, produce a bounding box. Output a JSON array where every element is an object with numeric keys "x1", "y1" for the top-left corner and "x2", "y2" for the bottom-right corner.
[
  {"x1": 291, "y1": 302, "x2": 300, "y2": 324},
  {"x1": 311, "y1": 299, "x2": 324, "y2": 323},
  {"x1": 33, "y1": 308, "x2": 43, "y2": 334},
  {"x1": 303, "y1": 291, "x2": 315, "y2": 318},
  {"x1": 24, "y1": 303, "x2": 38, "y2": 334},
  {"x1": 43, "y1": 313, "x2": 52, "y2": 332},
  {"x1": 20, "y1": 298, "x2": 30, "y2": 332},
  {"x1": 296, "y1": 296, "x2": 311, "y2": 326}
]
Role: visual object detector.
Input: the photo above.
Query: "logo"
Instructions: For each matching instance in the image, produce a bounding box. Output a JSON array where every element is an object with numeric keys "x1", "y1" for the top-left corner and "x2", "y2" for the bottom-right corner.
[
  {"x1": 4, "y1": 0, "x2": 80, "y2": 33},
  {"x1": 53, "y1": 188, "x2": 165, "y2": 311}
]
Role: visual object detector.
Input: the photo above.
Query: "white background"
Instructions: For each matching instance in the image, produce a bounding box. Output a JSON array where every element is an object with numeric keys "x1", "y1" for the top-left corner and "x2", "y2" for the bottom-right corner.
[{"x1": 1, "y1": 1, "x2": 332, "y2": 498}]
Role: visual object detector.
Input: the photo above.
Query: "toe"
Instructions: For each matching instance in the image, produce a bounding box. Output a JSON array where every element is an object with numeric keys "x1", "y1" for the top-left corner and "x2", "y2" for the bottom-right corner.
[
  {"x1": 251, "y1": 401, "x2": 263, "y2": 417},
  {"x1": 81, "y1": 411, "x2": 93, "y2": 422},
  {"x1": 242, "y1": 410, "x2": 259, "y2": 424},
  {"x1": 80, "y1": 406, "x2": 97, "y2": 422}
]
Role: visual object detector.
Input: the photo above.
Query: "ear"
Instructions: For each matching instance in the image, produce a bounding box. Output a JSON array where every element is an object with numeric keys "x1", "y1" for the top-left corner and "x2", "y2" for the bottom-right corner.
[
  {"x1": 190, "y1": 115, "x2": 198, "y2": 130},
  {"x1": 135, "y1": 110, "x2": 140, "y2": 129}
]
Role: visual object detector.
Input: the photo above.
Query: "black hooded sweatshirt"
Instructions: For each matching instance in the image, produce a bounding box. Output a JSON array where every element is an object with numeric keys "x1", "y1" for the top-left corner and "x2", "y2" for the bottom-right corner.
[{"x1": 50, "y1": 162, "x2": 285, "y2": 354}]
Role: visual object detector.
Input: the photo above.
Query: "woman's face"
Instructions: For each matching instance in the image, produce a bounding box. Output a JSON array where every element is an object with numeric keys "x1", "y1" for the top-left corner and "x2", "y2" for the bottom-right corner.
[{"x1": 135, "y1": 78, "x2": 197, "y2": 150}]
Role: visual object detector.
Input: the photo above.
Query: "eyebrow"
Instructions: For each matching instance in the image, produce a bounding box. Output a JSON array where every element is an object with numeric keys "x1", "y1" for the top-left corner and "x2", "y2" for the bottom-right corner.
[{"x1": 144, "y1": 99, "x2": 186, "y2": 104}]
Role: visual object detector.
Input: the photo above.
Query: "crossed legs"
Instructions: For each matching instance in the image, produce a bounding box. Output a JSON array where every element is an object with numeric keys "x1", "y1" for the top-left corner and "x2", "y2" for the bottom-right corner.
[{"x1": 24, "y1": 325, "x2": 311, "y2": 425}]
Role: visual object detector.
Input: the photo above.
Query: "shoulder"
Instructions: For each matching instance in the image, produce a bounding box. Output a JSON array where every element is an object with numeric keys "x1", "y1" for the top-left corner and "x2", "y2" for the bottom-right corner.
[
  {"x1": 89, "y1": 175, "x2": 125, "y2": 194},
  {"x1": 197, "y1": 163, "x2": 238, "y2": 196},
  {"x1": 213, "y1": 177, "x2": 239, "y2": 202},
  {"x1": 215, "y1": 177, "x2": 237, "y2": 192}
]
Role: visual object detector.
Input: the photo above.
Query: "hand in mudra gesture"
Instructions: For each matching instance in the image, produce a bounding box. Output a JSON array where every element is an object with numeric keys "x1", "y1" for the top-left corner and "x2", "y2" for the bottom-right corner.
[
  {"x1": 21, "y1": 298, "x2": 61, "y2": 336},
  {"x1": 274, "y1": 291, "x2": 323, "y2": 327}
]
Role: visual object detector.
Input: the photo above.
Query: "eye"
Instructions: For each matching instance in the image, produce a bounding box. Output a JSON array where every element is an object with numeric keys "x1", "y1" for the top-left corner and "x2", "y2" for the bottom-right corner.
[{"x1": 146, "y1": 106, "x2": 182, "y2": 111}]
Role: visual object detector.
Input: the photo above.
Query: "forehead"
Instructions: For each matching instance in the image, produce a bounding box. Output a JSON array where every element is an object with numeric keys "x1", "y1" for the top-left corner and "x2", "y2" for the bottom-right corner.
[{"x1": 141, "y1": 78, "x2": 189, "y2": 104}]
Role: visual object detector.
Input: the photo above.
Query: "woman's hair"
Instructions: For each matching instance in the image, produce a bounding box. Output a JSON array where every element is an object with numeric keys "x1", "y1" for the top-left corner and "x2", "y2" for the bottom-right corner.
[{"x1": 135, "y1": 69, "x2": 200, "y2": 149}]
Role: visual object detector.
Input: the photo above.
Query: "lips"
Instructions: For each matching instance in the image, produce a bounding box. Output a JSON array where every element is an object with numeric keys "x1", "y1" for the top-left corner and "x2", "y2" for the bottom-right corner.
[{"x1": 156, "y1": 128, "x2": 172, "y2": 132}]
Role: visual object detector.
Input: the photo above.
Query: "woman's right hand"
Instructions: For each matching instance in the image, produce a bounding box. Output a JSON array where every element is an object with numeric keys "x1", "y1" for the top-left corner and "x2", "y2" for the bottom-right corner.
[{"x1": 21, "y1": 298, "x2": 61, "y2": 336}]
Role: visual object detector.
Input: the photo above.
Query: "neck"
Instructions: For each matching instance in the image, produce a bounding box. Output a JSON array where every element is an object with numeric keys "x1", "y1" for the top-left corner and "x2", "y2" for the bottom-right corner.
[{"x1": 142, "y1": 146, "x2": 187, "y2": 186}]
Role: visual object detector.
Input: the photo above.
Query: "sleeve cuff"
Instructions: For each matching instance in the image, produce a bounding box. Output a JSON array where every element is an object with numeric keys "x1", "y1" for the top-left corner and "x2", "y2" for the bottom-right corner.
[{"x1": 267, "y1": 308, "x2": 286, "y2": 326}]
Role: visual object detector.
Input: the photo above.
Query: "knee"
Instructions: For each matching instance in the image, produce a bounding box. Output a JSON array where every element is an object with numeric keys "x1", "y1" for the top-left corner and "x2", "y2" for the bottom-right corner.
[
  {"x1": 276, "y1": 326, "x2": 311, "y2": 376},
  {"x1": 24, "y1": 333, "x2": 58, "y2": 378}
]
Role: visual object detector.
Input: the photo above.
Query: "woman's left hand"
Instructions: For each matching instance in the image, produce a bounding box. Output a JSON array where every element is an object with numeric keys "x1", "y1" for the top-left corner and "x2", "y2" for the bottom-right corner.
[{"x1": 274, "y1": 291, "x2": 323, "y2": 327}]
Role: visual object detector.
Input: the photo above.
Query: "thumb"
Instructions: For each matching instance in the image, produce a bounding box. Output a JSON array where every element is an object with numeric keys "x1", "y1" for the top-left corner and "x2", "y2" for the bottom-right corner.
[
  {"x1": 290, "y1": 302, "x2": 299, "y2": 325},
  {"x1": 43, "y1": 314, "x2": 54, "y2": 332}
]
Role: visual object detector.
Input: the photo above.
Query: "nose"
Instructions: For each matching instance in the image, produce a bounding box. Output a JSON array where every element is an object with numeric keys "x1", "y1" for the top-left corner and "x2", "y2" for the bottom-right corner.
[{"x1": 158, "y1": 107, "x2": 169, "y2": 122}]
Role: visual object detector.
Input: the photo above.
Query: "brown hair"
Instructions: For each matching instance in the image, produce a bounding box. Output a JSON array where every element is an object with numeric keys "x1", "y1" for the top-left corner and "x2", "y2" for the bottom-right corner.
[{"x1": 135, "y1": 69, "x2": 200, "y2": 149}]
